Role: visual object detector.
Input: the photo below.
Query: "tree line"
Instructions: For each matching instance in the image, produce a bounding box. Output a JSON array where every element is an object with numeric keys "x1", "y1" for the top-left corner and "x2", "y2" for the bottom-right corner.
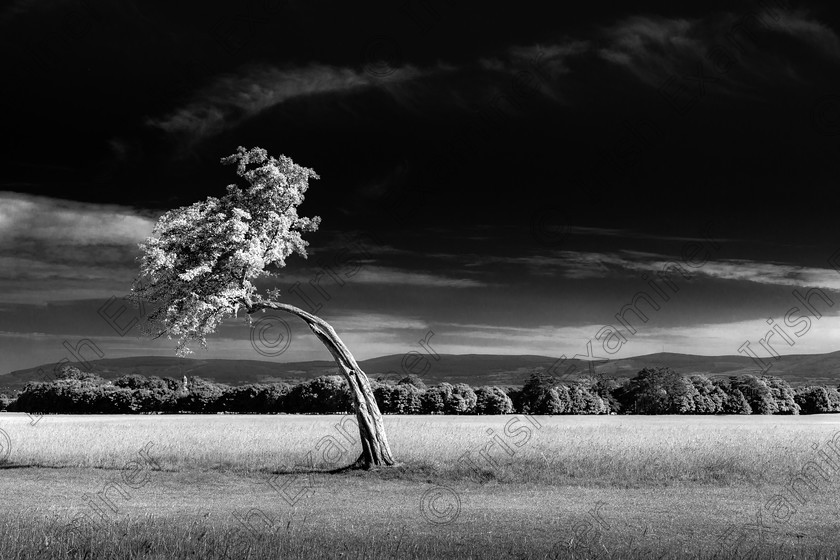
[{"x1": 4, "y1": 365, "x2": 840, "y2": 415}]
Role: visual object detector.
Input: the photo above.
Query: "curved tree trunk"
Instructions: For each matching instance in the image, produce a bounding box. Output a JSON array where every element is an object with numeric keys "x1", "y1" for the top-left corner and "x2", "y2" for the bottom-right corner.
[{"x1": 244, "y1": 300, "x2": 395, "y2": 469}]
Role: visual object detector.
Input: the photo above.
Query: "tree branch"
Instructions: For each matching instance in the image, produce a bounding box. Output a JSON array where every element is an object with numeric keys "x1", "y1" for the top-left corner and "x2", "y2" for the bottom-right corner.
[{"x1": 242, "y1": 299, "x2": 362, "y2": 372}]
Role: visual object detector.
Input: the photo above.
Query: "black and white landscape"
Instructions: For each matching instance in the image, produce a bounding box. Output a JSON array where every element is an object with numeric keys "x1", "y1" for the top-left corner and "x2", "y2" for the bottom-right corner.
[{"x1": 2, "y1": 1, "x2": 840, "y2": 558}]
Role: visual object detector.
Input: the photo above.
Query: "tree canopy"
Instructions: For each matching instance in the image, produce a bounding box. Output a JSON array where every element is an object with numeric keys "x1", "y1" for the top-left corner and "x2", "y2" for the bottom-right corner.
[{"x1": 132, "y1": 146, "x2": 321, "y2": 355}]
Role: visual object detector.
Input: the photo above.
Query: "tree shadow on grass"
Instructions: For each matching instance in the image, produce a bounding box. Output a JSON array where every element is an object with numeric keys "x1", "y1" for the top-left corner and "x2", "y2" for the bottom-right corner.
[
  {"x1": 0, "y1": 463, "x2": 67, "y2": 470},
  {"x1": 267, "y1": 461, "x2": 409, "y2": 476}
]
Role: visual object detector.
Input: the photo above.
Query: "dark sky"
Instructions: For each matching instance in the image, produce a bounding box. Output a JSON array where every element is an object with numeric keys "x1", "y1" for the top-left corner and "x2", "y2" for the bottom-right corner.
[{"x1": 2, "y1": 0, "x2": 840, "y2": 374}]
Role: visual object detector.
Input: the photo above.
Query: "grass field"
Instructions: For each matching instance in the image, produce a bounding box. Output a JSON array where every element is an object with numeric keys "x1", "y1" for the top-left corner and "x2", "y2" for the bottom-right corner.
[{"x1": 2, "y1": 412, "x2": 840, "y2": 559}]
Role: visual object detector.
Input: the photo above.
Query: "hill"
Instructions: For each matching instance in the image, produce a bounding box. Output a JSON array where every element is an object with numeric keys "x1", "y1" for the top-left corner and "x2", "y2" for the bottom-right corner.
[{"x1": 2, "y1": 351, "x2": 840, "y2": 393}]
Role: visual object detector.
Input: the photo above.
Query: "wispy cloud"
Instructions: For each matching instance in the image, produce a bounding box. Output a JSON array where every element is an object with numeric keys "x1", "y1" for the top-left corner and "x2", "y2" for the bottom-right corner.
[
  {"x1": 477, "y1": 40, "x2": 590, "y2": 105},
  {"x1": 598, "y1": 15, "x2": 700, "y2": 86},
  {"x1": 692, "y1": 260, "x2": 840, "y2": 291},
  {"x1": 352, "y1": 266, "x2": 488, "y2": 288},
  {"x1": 596, "y1": 253, "x2": 840, "y2": 291},
  {"x1": 456, "y1": 248, "x2": 840, "y2": 288},
  {"x1": 458, "y1": 250, "x2": 640, "y2": 278},
  {"x1": 433, "y1": 314, "x2": 840, "y2": 359},
  {"x1": 323, "y1": 312, "x2": 429, "y2": 333},
  {"x1": 145, "y1": 62, "x2": 440, "y2": 146},
  {"x1": 598, "y1": 10, "x2": 840, "y2": 90},
  {"x1": 276, "y1": 265, "x2": 489, "y2": 288},
  {"x1": 763, "y1": 10, "x2": 840, "y2": 60}
]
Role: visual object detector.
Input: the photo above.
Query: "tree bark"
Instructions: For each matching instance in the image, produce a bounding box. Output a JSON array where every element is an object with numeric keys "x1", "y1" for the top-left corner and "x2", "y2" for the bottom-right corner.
[{"x1": 243, "y1": 300, "x2": 395, "y2": 469}]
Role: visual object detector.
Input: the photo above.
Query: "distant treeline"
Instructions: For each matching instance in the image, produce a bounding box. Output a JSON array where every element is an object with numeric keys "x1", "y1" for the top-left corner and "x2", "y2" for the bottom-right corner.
[{"x1": 4, "y1": 365, "x2": 840, "y2": 415}]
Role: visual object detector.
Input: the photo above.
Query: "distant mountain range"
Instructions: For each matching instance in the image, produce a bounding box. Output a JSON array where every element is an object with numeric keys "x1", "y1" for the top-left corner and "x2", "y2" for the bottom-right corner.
[{"x1": 3, "y1": 351, "x2": 840, "y2": 393}]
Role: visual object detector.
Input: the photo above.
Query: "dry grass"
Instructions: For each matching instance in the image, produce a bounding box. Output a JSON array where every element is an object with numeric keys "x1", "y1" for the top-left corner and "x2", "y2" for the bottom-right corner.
[
  {"x1": 6, "y1": 413, "x2": 840, "y2": 486},
  {"x1": 2, "y1": 413, "x2": 840, "y2": 559}
]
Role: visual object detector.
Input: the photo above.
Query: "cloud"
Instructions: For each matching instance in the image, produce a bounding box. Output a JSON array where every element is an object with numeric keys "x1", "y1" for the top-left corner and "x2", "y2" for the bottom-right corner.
[
  {"x1": 145, "y1": 62, "x2": 437, "y2": 146},
  {"x1": 587, "y1": 228, "x2": 727, "y2": 244},
  {"x1": 598, "y1": 252, "x2": 840, "y2": 292},
  {"x1": 457, "y1": 250, "x2": 641, "y2": 279},
  {"x1": 351, "y1": 266, "x2": 487, "y2": 288},
  {"x1": 0, "y1": 329, "x2": 182, "y2": 375},
  {"x1": 609, "y1": 316, "x2": 840, "y2": 358},
  {"x1": 0, "y1": 255, "x2": 130, "y2": 282},
  {"x1": 277, "y1": 265, "x2": 489, "y2": 288},
  {"x1": 0, "y1": 191, "x2": 487, "y2": 305},
  {"x1": 312, "y1": 230, "x2": 415, "y2": 257},
  {"x1": 691, "y1": 260, "x2": 840, "y2": 291},
  {"x1": 763, "y1": 11, "x2": 840, "y2": 60},
  {"x1": 0, "y1": 311, "x2": 431, "y2": 373},
  {"x1": 0, "y1": 192, "x2": 155, "y2": 247},
  {"x1": 432, "y1": 313, "x2": 840, "y2": 359},
  {"x1": 0, "y1": 192, "x2": 155, "y2": 303},
  {"x1": 598, "y1": 252, "x2": 840, "y2": 290},
  {"x1": 597, "y1": 10, "x2": 840, "y2": 91},
  {"x1": 542, "y1": 250, "x2": 840, "y2": 290},
  {"x1": 455, "y1": 247, "x2": 840, "y2": 289},
  {"x1": 477, "y1": 40, "x2": 590, "y2": 105},
  {"x1": 599, "y1": 15, "x2": 699, "y2": 85},
  {"x1": 321, "y1": 312, "x2": 429, "y2": 333}
]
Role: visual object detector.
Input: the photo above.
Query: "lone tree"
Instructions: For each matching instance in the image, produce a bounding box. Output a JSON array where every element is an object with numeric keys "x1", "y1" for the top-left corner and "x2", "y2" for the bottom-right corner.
[{"x1": 131, "y1": 146, "x2": 395, "y2": 469}]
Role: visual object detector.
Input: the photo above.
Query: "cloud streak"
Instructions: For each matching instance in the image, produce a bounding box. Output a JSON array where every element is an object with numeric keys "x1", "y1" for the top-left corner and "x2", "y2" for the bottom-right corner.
[
  {"x1": 0, "y1": 192, "x2": 155, "y2": 247},
  {"x1": 597, "y1": 9, "x2": 840, "y2": 91},
  {"x1": 457, "y1": 248, "x2": 840, "y2": 289},
  {"x1": 433, "y1": 314, "x2": 840, "y2": 359},
  {"x1": 145, "y1": 62, "x2": 437, "y2": 145},
  {"x1": 276, "y1": 265, "x2": 489, "y2": 288}
]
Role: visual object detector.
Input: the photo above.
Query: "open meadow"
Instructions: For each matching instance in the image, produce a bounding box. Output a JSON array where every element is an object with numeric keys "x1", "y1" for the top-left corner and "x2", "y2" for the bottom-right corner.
[{"x1": 2, "y1": 413, "x2": 840, "y2": 559}]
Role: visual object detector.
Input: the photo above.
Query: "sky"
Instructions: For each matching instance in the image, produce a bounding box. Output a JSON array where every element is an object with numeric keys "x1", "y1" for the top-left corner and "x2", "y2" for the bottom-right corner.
[{"x1": 2, "y1": 0, "x2": 840, "y2": 374}]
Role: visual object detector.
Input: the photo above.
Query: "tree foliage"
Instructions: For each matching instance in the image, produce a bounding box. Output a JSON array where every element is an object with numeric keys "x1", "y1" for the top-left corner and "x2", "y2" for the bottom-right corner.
[
  {"x1": 286, "y1": 375, "x2": 352, "y2": 413},
  {"x1": 795, "y1": 386, "x2": 840, "y2": 414},
  {"x1": 624, "y1": 367, "x2": 697, "y2": 414},
  {"x1": 6, "y1": 367, "x2": 830, "y2": 416},
  {"x1": 131, "y1": 146, "x2": 321, "y2": 355},
  {"x1": 474, "y1": 386, "x2": 514, "y2": 414}
]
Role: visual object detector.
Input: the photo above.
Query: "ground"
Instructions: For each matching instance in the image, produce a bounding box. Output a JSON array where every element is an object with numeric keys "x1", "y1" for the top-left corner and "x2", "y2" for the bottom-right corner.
[{"x1": 1, "y1": 413, "x2": 839, "y2": 559}]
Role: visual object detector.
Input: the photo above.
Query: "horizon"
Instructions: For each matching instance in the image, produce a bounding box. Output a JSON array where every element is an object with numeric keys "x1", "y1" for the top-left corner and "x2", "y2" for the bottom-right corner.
[{"x1": 8, "y1": 347, "x2": 840, "y2": 379}]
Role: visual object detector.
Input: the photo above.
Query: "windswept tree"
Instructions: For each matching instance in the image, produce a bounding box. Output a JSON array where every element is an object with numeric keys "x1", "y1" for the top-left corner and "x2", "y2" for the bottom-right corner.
[{"x1": 130, "y1": 146, "x2": 395, "y2": 469}]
